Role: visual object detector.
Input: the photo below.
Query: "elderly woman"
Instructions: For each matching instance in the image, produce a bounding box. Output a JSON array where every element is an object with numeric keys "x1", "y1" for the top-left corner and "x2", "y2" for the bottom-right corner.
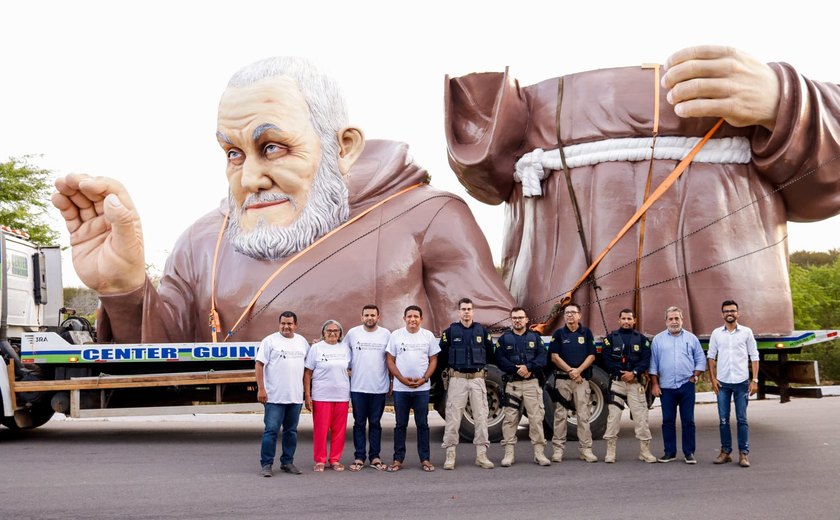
[{"x1": 304, "y1": 320, "x2": 352, "y2": 472}]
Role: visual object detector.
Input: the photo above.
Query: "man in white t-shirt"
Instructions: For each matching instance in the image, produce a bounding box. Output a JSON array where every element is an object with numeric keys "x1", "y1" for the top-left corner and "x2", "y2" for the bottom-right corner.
[
  {"x1": 343, "y1": 304, "x2": 391, "y2": 472},
  {"x1": 256, "y1": 310, "x2": 309, "y2": 477},
  {"x1": 385, "y1": 305, "x2": 440, "y2": 472}
]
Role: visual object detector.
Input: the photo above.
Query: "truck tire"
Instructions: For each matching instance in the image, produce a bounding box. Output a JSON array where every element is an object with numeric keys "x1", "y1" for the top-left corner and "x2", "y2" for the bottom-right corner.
[
  {"x1": 542, "y1": 366, "x2": 609, "y2": 441},
  {"x1": 0, "y1": 402, "x2": 55, "y2": 430},
  {"x1": 0, "y1": 370, "x2": 56, "y2": 430},
  {"x1": 434, "y1": 365, "x2": 505, "y2": 443}
]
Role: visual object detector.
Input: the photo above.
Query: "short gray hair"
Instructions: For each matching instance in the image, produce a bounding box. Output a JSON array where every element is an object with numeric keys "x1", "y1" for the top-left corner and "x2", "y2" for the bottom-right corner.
[
  {"x1": 665, "y1": 306, "x2": 683, "y2": 319},
  {"x1": 321, "y1": 319, "x2": 344, "y2": 340},
  {"x1": 227, "y1": 57, "x2": 348, "y2": 158}
]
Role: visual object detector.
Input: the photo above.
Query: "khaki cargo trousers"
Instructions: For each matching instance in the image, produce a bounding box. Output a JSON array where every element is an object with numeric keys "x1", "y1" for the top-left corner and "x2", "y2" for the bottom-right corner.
[
  {"x1": 604, "y1": 379, "x2": 651, "y2": 441},
  {"x1": 442, "y1": 372, "x2": 489, "y2": 448},
  {"x1": 551, "y1": 377, "x2": 593, "y2": 451},
  {"x1": 501, "y1": 378, "x2": 546, "y2": 448}
]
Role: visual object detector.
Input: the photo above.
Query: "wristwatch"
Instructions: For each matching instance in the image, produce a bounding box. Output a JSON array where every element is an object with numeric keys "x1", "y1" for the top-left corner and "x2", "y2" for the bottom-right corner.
[{"x1": 751, "y1": 378, "x2": 759, "y2": 383}]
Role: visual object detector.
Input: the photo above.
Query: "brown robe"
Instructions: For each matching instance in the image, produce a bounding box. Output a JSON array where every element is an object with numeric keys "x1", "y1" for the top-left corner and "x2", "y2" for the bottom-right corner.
[
  {"x1": 98, "y1": 140, "x2": 516, "y2": 342},
  {"x1": 445, "y1": 63, "x2": 840, "y2": 336}
]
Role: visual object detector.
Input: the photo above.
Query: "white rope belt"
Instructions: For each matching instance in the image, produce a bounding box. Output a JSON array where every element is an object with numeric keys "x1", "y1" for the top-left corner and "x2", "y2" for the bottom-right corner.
[{"x1": 514, "y1": 136, "x2": 751, "y2": 197}]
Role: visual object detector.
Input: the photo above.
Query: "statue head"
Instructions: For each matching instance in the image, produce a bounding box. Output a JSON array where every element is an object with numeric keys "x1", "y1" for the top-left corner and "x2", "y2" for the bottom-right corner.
[{"x1": 216, "y1": 57, "x2": 364, "y2": 259}]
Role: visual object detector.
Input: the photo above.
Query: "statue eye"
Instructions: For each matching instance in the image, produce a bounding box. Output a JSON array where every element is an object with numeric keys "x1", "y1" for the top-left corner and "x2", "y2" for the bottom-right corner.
[
  {"x1": 264, "y1": 143, "x2": 289, "y2": 158},
  {"x1": 226, "y1": 149, "x2": 244, "y2": 164}
]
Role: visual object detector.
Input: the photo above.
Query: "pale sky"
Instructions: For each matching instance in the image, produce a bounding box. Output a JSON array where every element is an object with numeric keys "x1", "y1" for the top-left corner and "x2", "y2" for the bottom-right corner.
[{"x1": 2, "y1": 0, "x2": 838, "y2": 288}]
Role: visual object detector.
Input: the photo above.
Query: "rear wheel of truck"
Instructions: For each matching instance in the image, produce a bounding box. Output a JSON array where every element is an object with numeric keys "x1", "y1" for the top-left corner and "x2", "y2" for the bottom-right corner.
[
  {"x1": 434, "y1": 365, "x2": 505, "y2": 443},
  {"x1": 1, "y1": 401, "x2": 55, "y2": 430},
  {"x1": 1, "y1": 370, "x2": 56, "y2": 430},
  {"x1": 542, "y1": 366, "x2": 609, "y2": 441}
]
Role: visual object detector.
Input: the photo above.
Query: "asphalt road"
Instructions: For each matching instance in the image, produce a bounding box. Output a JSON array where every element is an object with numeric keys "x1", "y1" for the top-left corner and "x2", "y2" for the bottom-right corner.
[{"x1": 2, "y1": 397, "x2": 839, "y2": 520}]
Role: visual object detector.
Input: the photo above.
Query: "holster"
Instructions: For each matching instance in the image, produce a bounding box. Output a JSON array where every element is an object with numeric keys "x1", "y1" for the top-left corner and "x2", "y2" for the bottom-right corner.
[{"x1": 546, "y1": 374, "x2": 576, "y2": 412}]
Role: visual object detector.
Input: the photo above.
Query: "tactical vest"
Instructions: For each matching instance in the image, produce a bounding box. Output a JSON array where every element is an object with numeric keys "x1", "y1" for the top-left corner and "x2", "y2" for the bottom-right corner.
[
  {"x1": 447, "y1": 323, "x2": 487, "y2": 370},
  {"x1": 499, "y1": 331, "x2": 541, "y2": 365},
  {"x1": 606, "y1": 330, "x2": 645, "y2": 370}
]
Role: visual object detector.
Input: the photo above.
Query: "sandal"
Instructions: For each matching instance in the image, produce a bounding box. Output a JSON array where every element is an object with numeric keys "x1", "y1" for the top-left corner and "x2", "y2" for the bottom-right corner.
[
  {"x1": 313, "y1": 463, "x2": 325, "y2": 472},
  {"x1": 386, "y1": 460, "x2": 403, "y2": 472},
  {"x1": 371, "y1": 459, "x2": 388, "y2": 471},
  {"x1": 349, "y1": 460, "x2": 365, "y2": 472},
  {"x1": 421, "y1": 460, "x2": 435, "y2": 472},
  {"x1": 330, "y1": 462, "x2": 345, "y2": 472}
]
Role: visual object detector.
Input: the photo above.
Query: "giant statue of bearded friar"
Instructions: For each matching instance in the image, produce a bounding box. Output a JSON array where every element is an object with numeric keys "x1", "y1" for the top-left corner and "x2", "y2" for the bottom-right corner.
[
  {"x1": 53, "y1": 57, "x2": 515, "y2": 343},
  {"x1": 446, "y1": 46, "x2": 840, "y2": 336}
]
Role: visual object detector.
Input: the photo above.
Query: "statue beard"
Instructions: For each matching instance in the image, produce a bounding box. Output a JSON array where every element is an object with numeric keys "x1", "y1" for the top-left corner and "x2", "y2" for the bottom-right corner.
[{"x1": 226, "y1": 152, "x2": 350, "y2": 261}]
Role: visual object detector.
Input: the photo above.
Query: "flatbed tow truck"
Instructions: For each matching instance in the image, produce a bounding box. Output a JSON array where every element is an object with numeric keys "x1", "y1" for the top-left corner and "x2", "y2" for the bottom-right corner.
[{"x1": 2, "y1": 225, "x2": 837, "y2": 438}]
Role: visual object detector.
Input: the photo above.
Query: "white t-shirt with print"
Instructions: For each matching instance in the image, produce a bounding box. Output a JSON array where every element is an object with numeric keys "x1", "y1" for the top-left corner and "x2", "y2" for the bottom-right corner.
[
  {"x1": 344, "y1": 325, "x2": 391, "y2": 394},
  {"x1": 255, "y1": 332, "x2": 309, "y2": 404},
  {"x1": 304, "y1": 340, "x2": 351, "y2": 402},
  {"x1": 386, "y1": 327, "x2": 441, "y2": 392}
]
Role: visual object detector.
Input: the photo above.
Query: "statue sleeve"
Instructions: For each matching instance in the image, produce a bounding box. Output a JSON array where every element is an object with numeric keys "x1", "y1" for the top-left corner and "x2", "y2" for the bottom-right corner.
[
  {"x1": 445, "y1": 69, "x2": 530, "y2": 205},
  {"x1": 419, "y1": 198, "x2": 516, "y2": 329},
  {"x1": 752, "y1": 62, "x2": 840, "y2": 222},
  {"x1": 97, "y1": 229, "x2": 198, "y2": 343}
]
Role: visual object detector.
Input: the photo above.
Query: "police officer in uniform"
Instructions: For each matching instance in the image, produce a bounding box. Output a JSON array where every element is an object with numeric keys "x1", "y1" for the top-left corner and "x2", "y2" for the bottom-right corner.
[
  {"x1": 439, "y1": 298, "x2": 495, "y2": 469},
  {"x1": 495, "y1": 307, "x2": 551, "y2": 466},
  {"x1": 602, "y1": 309, "x2": 657, "y2": 463},
  {"x1": 548, "y1": 302, "x2": 598, "y2": 463}
]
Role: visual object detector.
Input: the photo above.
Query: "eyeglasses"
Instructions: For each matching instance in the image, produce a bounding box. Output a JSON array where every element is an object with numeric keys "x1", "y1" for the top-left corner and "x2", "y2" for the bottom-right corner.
[
  {"x1": 564, "y1": 311, "x2": 579, "y2": 316},
  {"x1": 324, "y1": 329, "x2": 341, "y2": 334}
]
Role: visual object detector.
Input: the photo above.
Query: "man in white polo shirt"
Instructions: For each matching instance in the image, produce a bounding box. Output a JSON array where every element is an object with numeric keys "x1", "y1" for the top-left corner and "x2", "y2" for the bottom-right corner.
[
  {"x1": 708, "y1": 300, "x2": 759, "y2": 468},
  {"x1": 343, "y1": 304, "x2": 391, "y2": 471},
  {"x1": 256, "y1": 310, "x2": 309, "y2": 477}
]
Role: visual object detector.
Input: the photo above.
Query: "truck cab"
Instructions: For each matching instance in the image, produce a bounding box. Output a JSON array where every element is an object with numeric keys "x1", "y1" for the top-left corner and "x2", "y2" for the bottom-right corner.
[
  {"x1": 1, "y1": 226, "x2": 65, "y2": 428},
  {"x1": 1, "y1": 226, "x2": 64, "y2": 342}
]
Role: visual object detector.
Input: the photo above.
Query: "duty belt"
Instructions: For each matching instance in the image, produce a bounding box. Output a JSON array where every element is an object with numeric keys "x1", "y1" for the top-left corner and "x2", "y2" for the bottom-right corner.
[
  {"x1": 510, "y1": 375, "x2": 536, "y2": 382},
  {"x1": 450, "y1": 368, "x2": 486, "y2": 379}
]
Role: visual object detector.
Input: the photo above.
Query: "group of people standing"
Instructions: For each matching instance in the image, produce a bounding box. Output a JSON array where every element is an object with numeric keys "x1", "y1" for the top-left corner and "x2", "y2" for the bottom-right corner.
[{"x1": 256, "y1": 297, "x2": 759, "y2": 476}]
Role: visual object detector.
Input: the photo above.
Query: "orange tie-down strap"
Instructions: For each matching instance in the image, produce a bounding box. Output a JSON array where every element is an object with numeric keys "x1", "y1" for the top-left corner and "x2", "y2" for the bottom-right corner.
[{"x1": 531, "y1": 118, "x2": 725, "y2": 333}]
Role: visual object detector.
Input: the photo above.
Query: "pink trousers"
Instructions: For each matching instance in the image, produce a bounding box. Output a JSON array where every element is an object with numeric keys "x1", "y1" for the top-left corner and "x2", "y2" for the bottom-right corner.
[{"x1": 312, "y1": 400, "x2": 349, "y2": 464}]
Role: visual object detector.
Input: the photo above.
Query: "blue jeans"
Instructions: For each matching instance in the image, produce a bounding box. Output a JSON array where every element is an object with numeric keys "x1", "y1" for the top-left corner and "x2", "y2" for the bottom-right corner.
[
  {"x1": 351, "y1": 391, "x2": 387, "y2": 462},
  {"x1": 717, "y1": 380, "x2": 750, "y2": 454},
  {"x1": 260, "y1": 402, "x2": 303, "y2": 467},
  {"x1": 660, "y1": 382, "x2": 696, "y2": 456},
  {"x1": 393, "y1": 390, "x2": 430, "y2": 463}
]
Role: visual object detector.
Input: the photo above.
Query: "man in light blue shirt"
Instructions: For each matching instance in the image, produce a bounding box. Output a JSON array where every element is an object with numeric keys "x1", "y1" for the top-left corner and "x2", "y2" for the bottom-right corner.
[
  {"x1": 649, "y1": 306, "x2": 706, "y2": 464},
  {"x1": 708, "y1": 300, "x2": 759, "y2": 468}
]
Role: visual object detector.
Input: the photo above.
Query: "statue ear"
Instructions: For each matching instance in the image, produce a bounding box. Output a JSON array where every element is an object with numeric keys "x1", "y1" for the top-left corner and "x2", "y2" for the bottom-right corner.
[{"x1": 337, "y1": 127, "x2": 365, "y2": 175}]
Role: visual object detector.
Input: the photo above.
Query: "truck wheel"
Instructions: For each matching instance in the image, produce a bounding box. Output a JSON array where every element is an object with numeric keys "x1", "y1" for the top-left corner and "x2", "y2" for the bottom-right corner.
[
  {"x1": 0, "y1": 402, "x2": 55, "y2": 430},
  {"x1": 1, "y1": 370, "x2": 56, "y2": 430},
  {"x1": 542, "y1": 366, "x2": 609, "y2": 441},
  {"x1": 435, "y1": 365, "x2": 505, "y2": 443}
]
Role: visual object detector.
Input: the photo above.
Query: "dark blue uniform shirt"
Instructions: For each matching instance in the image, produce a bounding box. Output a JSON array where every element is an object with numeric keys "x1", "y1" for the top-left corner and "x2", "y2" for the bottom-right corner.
[
  {"x1": 548, "y1": 324, "x2": 596, "y2": 379},
  {"x1": 494, "y1": 329, "x2": 547, "y2": 378}
]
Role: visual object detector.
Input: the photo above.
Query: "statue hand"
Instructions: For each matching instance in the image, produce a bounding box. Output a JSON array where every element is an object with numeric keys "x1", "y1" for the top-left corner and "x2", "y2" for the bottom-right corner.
[
  {"x1": 52, "y1": 173, "x2": 146, "y2": 294},
  {"x1": 662, "y1": 45, "x2": 780, "y2": 131}
]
